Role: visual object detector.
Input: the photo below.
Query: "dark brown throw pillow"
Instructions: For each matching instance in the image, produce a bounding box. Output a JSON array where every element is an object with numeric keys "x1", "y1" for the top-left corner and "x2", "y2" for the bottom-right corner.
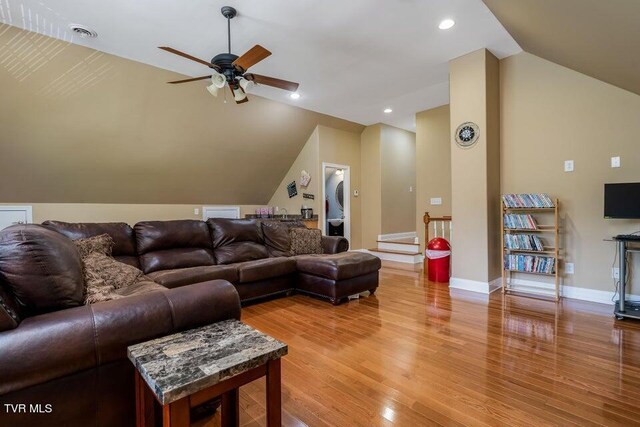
[
  {"x1": 261, "y1": 222, "x2": 293, "y2": 257},
  {"x1": 74, "y1": 234, "x2": 114, "y2": 258},
  {"x1": 289, "y1": 228, "x2": 323, "y2": 255}
]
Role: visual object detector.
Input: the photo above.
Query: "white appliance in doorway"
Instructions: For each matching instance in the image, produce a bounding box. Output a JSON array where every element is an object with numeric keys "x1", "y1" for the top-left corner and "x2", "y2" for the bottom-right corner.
[{"x1": 322, "y1": 162, "x2": 350, "y2": 243}]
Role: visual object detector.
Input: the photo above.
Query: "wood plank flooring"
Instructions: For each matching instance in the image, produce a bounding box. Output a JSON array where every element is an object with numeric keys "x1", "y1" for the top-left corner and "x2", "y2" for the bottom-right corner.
[{"x1": 197, "y1": 261, "x2": 640, "y2": 426}]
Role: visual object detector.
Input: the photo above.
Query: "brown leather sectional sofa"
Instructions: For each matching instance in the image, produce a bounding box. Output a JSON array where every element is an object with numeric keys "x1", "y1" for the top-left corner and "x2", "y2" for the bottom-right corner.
[{"x1": 0, "y1": 218, "x2": 380, "y2": 426}]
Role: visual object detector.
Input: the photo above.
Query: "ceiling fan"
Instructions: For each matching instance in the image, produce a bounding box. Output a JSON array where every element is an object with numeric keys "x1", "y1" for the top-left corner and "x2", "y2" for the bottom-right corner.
[{"x1": 159, "y1": 6, "x2": 299, "y2": 104}]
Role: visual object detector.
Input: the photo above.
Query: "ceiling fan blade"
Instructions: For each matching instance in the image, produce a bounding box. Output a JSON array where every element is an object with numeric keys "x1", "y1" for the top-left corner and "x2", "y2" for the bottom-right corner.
[
  {"x1": 232, "y1": 45, "x2": 272, "y2": 71},
  {"x1": 158, "y1": 47, "x2": 219, "y2": 69},
  {"x1": 167, "y1": 75, "x2": 212, "y2": 84},
  {"x1": 245, "y1": 73, "x2": 299, "y2": 92}
]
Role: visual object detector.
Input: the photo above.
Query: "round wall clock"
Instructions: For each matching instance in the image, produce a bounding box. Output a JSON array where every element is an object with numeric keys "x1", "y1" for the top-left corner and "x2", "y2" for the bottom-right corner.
[{"x1": 455, "y1": 122, "x2": 480, "y2": 148}]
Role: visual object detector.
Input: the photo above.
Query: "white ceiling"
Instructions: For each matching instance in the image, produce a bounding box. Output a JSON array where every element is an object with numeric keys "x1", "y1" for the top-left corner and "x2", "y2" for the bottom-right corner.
[{"x1": 0, "y1": 0, "x2": 520, "y2": 131}]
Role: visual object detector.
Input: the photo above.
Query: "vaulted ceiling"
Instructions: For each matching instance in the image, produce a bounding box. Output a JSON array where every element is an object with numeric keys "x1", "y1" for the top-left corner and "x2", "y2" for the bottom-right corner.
[
  {"x1": 483, "y1": 0, "x2": 640, "y2": 96},
  {"x1": 0, "y1": 25, "x2": 361, "y2": 204},
  {"x1": 0, "y1": 0, "x2": 521, "y2": 131}
]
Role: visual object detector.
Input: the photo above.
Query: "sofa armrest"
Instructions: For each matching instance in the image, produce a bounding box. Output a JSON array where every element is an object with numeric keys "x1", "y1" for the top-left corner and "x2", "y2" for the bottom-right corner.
[
  {"x1": 322, "y1": 236, "x2": 349, "y2": 254},
  {"x1": 0, "y1": 279, "x2": 240, "y2": 395}
]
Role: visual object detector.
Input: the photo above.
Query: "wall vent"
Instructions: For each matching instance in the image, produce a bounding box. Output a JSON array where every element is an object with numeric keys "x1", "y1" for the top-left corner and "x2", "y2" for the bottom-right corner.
[{"x1": 68, "y1": 24, "x2": 98, "y2": 38}]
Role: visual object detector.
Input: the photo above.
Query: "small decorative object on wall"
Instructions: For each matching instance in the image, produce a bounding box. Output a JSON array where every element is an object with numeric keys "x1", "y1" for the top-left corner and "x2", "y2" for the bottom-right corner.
[
  {"x1": 300, "y1": 170, "x2": 311, "y2": 187},
  {"x1": 455, "y1": 122, "x2": 480, "y2": 148},
  {"x1": 287, "y1": 181, "x2": 298, "y2": 198},
  {"x1": 303, "y1": 193, "x2": 315, "y2": 200}
]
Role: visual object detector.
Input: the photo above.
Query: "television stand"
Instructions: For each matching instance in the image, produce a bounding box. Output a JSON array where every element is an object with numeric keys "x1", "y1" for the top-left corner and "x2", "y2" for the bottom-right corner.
[{"x1": 613, "y1": 237, "x2": 640, "y2": 320}]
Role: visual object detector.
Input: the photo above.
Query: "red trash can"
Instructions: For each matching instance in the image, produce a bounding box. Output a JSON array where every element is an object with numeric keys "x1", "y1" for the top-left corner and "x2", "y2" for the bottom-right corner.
[{"x1": 426, "y1": 237, "x2": 451, "y2": 283}]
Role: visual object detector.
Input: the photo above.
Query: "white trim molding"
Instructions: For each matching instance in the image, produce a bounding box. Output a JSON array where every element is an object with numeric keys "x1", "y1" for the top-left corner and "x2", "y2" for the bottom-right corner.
[
  {"x1": 506, "y1": 277, "x2": 639, "y2": 305},
  {"x1": 450, "y1": 277, "x2": 502, "y2": 294},
  {"x1": 377, "y1": 231, "x2": 417, "y2": 241}
]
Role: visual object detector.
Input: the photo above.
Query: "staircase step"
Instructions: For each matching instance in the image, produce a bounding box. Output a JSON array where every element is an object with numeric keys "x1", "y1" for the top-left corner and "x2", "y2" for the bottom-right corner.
[
  {"x1": 369, "y1": 248, "x2": 421, "y2": 255},
  {"x1": 368, "y1": 248, "x2": 423, "y2": 264},
  {"x1": 376, "y1": 239, "x2": 417, "y2": 245},
  {"x1": 377, "y1": 240, "x2": 420, "y2": 253}
]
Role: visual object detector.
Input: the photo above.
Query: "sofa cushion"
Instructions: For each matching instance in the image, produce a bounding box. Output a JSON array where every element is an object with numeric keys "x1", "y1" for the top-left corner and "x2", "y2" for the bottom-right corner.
[
  {"x1": 295, "y1": 252, "x2": 382, "y2": 281},
  {"x1": 0, "y1": 224, "x2": 84, "y2": 314},
  {"x1": 236, "y1": 258, "x2": 297, "y2": 283},
  {"x1": 290, "y1": 228, "x2": 323, "y2": 255},
  {"x1": 261, "y1": 221, "x2": 293, "y2": 257},
  {"x1": 135, "y1": 220, "x2": 216, "y2": 274},
  {"x1": 0, "y1": 284, "x2": 20, "y2": 331},
  {"x1": 207, "y1": 219, "x2": 268, "y2": 264},
  {"x1": 43, "y1": 220, "x2": 140, "y2": 268},
  {"x1": 147, "y1": 265, "x2": 238, "y2": 289}
]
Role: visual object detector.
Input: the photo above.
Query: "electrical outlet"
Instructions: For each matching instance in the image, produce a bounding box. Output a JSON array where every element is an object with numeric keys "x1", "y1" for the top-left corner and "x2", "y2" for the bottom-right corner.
[
  {"x1": 430, "y1": 197, "x2": 442, "y2": 205},
  {"x1": 194, "y1": 208, "x2": 200, "y2": 215},
  {"x1": 612, "y1": 267, "x2": 620, "y2": 279},
  {"x1": 565, "y1": 262, "x2": 574, "y2": 274},
  {"x1": 564, "y1": 160, "x2": 574, "y2": 172},
  {"x1": 409, "y1": 186, "x2": 413, "y2": 192},
  {"x1": 611, "y1": 156, "x2": 621, "y2": 168}
]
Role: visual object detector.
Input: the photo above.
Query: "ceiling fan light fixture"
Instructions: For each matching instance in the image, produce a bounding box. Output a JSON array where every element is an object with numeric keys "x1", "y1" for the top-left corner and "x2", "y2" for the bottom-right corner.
[
  {"x1": 206, "y1": 83, "x2": 220, "y2": 97},
  {"x1": 211, "y1": 70, "x2": 227, "y2": 88},
  {"x1": 238, "y1": 77, "x2": 254, "y2": 92},
  {"x1": 232, "y1": 85, "x2": 247, "y2": 102}
]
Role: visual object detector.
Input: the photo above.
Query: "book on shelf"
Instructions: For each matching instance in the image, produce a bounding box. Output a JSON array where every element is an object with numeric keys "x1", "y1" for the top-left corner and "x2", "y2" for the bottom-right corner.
[
  {"x1": 504, "y1": 234, "x2": 545, "y2": 251},
  {"x1": 503, "y1": 214, "x2": 538, "y2": 230},
  {"x1": 502, "y1": 193, "x2": 555, "y2": 208},
  {"x1": 504, "y1": 254, "x2": 555, "y2": 274}
]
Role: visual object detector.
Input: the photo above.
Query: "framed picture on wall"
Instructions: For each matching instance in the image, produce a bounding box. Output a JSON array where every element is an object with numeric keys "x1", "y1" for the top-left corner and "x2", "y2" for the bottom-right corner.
[{"x1": 287, "y1": 181, "x2": 298, "y2": 198}]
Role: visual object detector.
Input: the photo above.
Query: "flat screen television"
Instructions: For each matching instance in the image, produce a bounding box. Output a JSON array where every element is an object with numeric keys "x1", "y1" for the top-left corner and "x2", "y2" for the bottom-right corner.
[{"x1": 604, "y1": 183, "x2": 640, "y2": 219}]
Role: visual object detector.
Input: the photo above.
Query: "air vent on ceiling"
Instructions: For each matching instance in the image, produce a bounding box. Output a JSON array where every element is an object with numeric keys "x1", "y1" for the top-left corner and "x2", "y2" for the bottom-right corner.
[{"x1": 68, "y1": 24, "x2": 98, "y2": 38}]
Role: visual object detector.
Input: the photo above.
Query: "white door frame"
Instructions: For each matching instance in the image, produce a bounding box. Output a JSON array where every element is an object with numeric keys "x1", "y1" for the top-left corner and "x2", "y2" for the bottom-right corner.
[{"x1": 321, "y1": 162, "x2": 350, "y2": 243}]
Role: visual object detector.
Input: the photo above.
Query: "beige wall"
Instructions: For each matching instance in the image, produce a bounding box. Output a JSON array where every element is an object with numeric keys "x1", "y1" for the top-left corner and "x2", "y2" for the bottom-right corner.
[
  {"x1": 415, "y1": 105, "x2": 451, "y2": 250},
  {"x1": 449, "y1": 49, "x2": 501, "y2": 285},
  {"x1": 0, "y1": 25, "x2": 362, "y2": 205},
  {"x1": 0, "y1": 203, "x2": 264, "y2": 225},
  {"x1": 268, "y1": 128, "x2": 321, "y2": 215},
  {"x1": 360, "y1": 125, "x2": 382, "y2": 249},
  {"x1": 501, "y1": 52, "x2": 640, "y2": 293},
  {"x1": 380, "y1": 126, "x2": 416, "y2": 235},
  {"x1": 267, "y1": 125, "x2": 363, "y2": 249}
]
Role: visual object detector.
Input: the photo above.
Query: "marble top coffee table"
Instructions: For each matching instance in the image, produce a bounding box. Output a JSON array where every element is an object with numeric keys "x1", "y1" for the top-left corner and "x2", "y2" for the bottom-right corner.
[{"x1": 128, "y1": 319, "x2": 288, "y2": 427}]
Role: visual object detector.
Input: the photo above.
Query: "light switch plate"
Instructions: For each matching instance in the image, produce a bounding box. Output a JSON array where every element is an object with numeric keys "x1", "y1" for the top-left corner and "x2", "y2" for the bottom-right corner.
[
  {"x1": 409, "y1": 186, "x2": 413, "y2": 192},
  {"x1": 564, "y1": 160, "x2": 574, "y2": 172},
  {"x1": 565, "y1": 262, "x2": 574, "y2": 274},
  {"x1": 611, "y1": 156, "x2": 621, "y2": 168},
  {"x1": 194, "y1": 208, "x2": 200, "y2": 215},
  {"x1": 612, "y1": 267, "x2": 620, "y2": 279},
  {"x1": 353, "y1": 190, "x2": 359, "y2": 197},
  {"x1": 430, "y1": 197, "x2": 442, "y2": 205}
]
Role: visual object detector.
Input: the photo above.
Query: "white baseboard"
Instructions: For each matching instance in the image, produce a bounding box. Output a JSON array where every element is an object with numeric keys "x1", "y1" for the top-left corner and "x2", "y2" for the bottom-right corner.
[
  {"x1": 507, "y1": 277, "x2": 639, "y2": 305},
  {"x1": 377, "y1": 231, "x2": 417, "y2": 241},
  {"x1": 450, "y1": 277, "x2": 501, "y2": 294}
]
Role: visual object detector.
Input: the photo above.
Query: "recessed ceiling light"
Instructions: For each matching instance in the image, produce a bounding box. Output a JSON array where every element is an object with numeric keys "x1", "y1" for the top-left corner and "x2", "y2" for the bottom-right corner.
[
  {"x1": 438, "y1": 19, "x2": 455, "y2": 30},
  {"x1": 290, "y1": 93, "x2": 300, "y2": 99},
  {"x1": 383, "y1": 108, "x2": 393, "y2": 114}
]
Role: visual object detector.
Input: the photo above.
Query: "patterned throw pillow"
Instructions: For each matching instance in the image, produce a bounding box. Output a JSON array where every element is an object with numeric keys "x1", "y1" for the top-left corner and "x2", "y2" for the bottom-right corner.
[
  {"x1": 289, "y1": 228, "x2": 323, "y2": 255},
  {"x1": 74, "y1": 234, "x2": 146, "y2": 304},
  {"x1": 75, "y1": 234, "x2": 114, "y2": 258}
]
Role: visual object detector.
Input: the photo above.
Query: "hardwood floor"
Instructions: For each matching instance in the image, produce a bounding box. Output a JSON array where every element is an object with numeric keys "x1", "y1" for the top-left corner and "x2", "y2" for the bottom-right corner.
[{"x1": 198, "y1": 261, "x2": 640, "y2": 426}]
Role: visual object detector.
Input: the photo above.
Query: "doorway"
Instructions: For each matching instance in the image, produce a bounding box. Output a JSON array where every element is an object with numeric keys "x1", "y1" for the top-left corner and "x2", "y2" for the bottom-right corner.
[{"x1": 322, "y1": 162, "x2": 350, "y2": 243}]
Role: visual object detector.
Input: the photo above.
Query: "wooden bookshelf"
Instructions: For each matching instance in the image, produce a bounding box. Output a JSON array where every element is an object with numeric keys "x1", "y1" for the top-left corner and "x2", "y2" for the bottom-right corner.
[{"x1": 501, "y1": 197, "x2": 560, "y2": 301}]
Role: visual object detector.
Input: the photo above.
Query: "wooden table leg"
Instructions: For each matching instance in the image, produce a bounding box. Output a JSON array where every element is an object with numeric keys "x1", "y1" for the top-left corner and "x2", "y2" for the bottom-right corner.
[
  {"x1": 266, "y1": 358, "x2": 282, "y2": 427},
  {"x1": 162, "y1": 398, "x2": 190, "y2": 427},
  {"x1": 135, "y1": 371, "x2": 155, "y2": 427},
  {"x1": 221, "y1": 389, "x2": 239, "y2": 427}
]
